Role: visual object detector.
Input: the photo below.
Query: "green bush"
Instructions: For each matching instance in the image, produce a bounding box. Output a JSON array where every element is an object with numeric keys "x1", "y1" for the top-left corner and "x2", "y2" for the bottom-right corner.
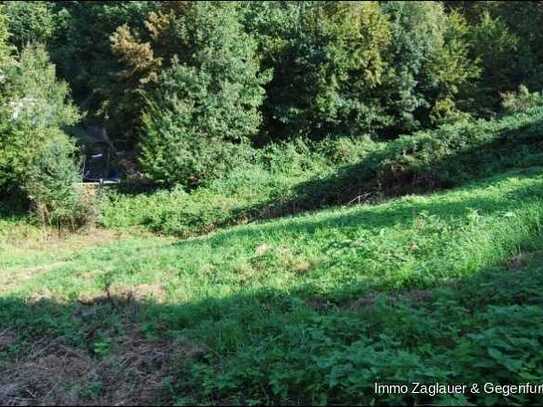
[
  {"x1": 138, "y1": 61, "x2": 259, "y2": 188},
  {"x1": 0, "y1": 4, "x2": 11, "y2": 64},
  {"x1": 380, "y1": 1, "x2": 479, "y2": 132},
  {"x1": 501, "y1": 85, "x2": 543, "y2": 114},
  {"x1": 285, "y1": 107, "x2": 543, "y2": 209},
  {"x1": 0, "y1": 43, "x2": 84, "y2": 227},
  {"x1": 0, "y1": 1, "x2": 536, "y2": 151},
  {"x1": 243, "y1": 1, "x2": 393, "y2": 141},
  {"x1": 281, "y1": 1, "x2": 392, "y2": 139},
  {"x1": 100, "y1": 108, "x2": 543, "y2": 238},
  {"x1": 100, "y1": 136, "x2": 372, "y2": 236},
  {"x1": 24, "y1": 129, "x2": 88, "y2": 228},
  {"x1": 465, "y1": 10, "x2": 519, "y2": 115},
  {"x1": 476, "y1": 2, "x2": 543, "y2": 91},
  {"x1": 315, "y1": 136, "x2": 379, "y2": 165},
  {"x1": 244, "y1": 1, "x2": 479, "y2": 142},
  {"x1": 4, "y1": 1, "x2": 56, "y2": 49}
]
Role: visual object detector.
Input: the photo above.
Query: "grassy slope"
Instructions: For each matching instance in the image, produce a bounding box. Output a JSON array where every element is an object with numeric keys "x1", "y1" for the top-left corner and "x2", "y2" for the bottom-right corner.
[
  {"x1": 97, "y1": 107, "x2": 543, "y2": 239},
  {"x1": 2, "y1": 167, "x2": 543, "y2": 404}
]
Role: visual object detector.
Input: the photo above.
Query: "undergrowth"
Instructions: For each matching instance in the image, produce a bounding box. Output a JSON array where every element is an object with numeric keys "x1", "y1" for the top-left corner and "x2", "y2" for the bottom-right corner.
[{"x1": 98, "y1": 108, "x2": 543, "y2": 238}]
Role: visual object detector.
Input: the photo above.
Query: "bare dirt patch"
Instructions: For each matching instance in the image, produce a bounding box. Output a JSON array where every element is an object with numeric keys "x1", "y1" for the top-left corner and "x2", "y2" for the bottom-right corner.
[{"x1": 0, "y1": 323, "x2": 204, "y2": 405}]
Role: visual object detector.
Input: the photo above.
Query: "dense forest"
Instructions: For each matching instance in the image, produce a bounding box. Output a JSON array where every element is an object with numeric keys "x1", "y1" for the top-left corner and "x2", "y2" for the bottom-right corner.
[{"x1": 2, "y1": 1, "x2": 543, "y2": 405}]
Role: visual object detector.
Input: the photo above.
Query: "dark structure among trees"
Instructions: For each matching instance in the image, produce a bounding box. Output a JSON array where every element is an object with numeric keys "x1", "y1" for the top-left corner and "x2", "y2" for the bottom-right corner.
[{"x1": 76, "y1": 126, "x2": 119, "y2": 183}]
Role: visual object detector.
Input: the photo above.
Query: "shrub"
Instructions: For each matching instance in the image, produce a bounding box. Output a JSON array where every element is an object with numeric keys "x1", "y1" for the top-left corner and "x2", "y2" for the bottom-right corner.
[
  {"x1": 0, "y1": 4, "x2": 11, "y2": 64},
  {"x1": 243, "y1": 1, "x2": 479, "y2": 141},
  {"x1": 282, "y1": 107, "x2": 543, "y2": 212},
  {"x1": 501, "y1": 85, "x2": 543, "y2": 114},
  {"x1": 24, "y1": 129, "x2": 87, "y2": 228},
  {"x1": 465, "y1": 10, "x2": 518, "y2": 115},
  {"x1": 0, "y1": 44, "x2": 85, "y2": 227},
  {"x1": 380, "y1": 1, "x2": 479, "y2": 133},
  {"x1": 294, "y1": 1, "x2": 393, "y2": 139},
  {"x1": 244, "y1": 1, "x2": 393, "y2": 141},
  {"x1": 478, "y1": 2, "x2": 543, "y2": 91},
  {"x1": 4, "y1": 1, "x2": 56, "y2": 49},
  {"x1": 138, "y1": 60, "x2": 259, "y2": 188},
  {"x1": 101, "y1": 107, "x2": 543, "y2": 239},
  {"x1": 99, "y1": 139, "x2": 320, "y2": 237},
  {"x1": 100, "y1": 135, "x2": 379, "y2": 237},
  {"x1": 315, "y1": 136, "x2": 379, "y2": 165}
]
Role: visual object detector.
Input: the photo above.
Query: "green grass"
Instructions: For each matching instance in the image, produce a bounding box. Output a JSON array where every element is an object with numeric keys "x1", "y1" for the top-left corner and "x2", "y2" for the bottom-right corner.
[
  {"x1": 97, "y1": 108, "x2": 543, "y2": 240},
  {"x1": 2, "y1": 167, "x2": 543, "y2": 404}
]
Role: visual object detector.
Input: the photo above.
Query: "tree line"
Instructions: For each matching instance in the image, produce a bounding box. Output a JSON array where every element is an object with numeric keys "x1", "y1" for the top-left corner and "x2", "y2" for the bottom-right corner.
[{"x1": 1, "y1": 1, "x2": 542, "y2": 223}]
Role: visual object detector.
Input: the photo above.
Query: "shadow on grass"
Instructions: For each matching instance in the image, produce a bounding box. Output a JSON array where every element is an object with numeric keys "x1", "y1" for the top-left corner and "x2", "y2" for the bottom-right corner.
[
  {"x1": 183, "y1": 169, "x2": 543, "y2": 251},
  {"x1": 2, "y1": 244, "x2": 543, "y2": 405},
  {"x1": 234, "y1": 117, "x2": 543, "y2": 224}
]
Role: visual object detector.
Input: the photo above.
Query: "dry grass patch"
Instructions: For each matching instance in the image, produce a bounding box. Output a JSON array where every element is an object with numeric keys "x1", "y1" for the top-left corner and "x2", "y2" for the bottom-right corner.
[{"x1": 0, "y1": 322, "x2": 205, "y2": 406}]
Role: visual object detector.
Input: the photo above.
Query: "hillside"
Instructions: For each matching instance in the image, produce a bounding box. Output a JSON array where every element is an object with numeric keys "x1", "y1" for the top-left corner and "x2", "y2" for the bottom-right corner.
[
  {"x1": 2, "y1": 3, "x2": 543, "y2": 405},
  {"x1": 2, "y1": 166, "x2": 543, "y2": 405}
]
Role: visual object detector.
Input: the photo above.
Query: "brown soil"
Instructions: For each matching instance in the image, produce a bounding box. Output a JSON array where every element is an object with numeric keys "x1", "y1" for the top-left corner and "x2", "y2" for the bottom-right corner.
[{"x1": 0, "y1": 323, "x2": 204, "y2": 406}]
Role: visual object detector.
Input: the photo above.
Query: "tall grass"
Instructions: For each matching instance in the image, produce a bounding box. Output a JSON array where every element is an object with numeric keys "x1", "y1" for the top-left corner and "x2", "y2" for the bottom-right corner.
[{"x1": 99, "y1": 108, "x2": 543, "y2": 238}]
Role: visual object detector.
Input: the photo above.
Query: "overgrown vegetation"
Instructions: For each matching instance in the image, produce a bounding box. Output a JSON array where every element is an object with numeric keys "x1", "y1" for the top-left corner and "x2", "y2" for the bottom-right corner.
[
  {"x1": 3, "y1": 168, "x2": 543, "y2": 404},
  {"x1": 98, "y1": 136, "x2": 374, "y2": 236},
  {"x1": 99, "y1": 107, "x2": 543, "y2": 237},
  {"x1": 0, "y1": 29, "x2": 85, "y2": 227},
  {"x1": 3, "y1": 1, "x2": 542, "y2": 186},
  {"x1": 2, "y1": 1, "x2": 543, "y2": 405}
]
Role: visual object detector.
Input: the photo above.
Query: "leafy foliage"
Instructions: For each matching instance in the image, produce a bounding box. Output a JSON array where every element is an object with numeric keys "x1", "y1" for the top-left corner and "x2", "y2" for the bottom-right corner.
[
  {"x1": 125, "y1": 2, "x2": 268, "y2": 187},
  {"x1": 282, "y1": 107, "x2": 543, "y2": 213},
  {"x1": 4, "y1": 1, "x2": 56, "y2": 48},
  {"x1": 49, "y1": 1, "x2": 156, "y2": 145},
  {"x1": 249, "y1": 1, "x2": 393, "y2": 140},
  {"x1": 380, "y1": 1, "x2": 479, "y2": 132},
  {"x1": 484, "y1": 1, "x2": 543, "y2": 90},
  {"x1": 501, "y1": 85, "x2": 543, "y2": 114},
  {"x1": 0, "y1": 44, "x2": 83, "y2": 226},
  {"x1": 99, "y1": 107, "x2": 543, "y2": 238},
  {"x1": 241, "y1": 1, "x2": 479, "y2": 143},
  {"x1": 0, "y1": 1, "x2": 538, "y2": 151},
  {"x1": 139, "y1": 87, "x2": 257, "y2": 188},
  {"x1": 99, "y1": 135, "x2": 380, "y2": 237},
  {"x1": 465, "y1": 10, "x2": 519, "y2": 114},
  {"x1": 24, "y1": 129, "x2": 87, "y2": 227},
  {"x1": 0, "y1": 4, "x2": 12, "y2": 65}
]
